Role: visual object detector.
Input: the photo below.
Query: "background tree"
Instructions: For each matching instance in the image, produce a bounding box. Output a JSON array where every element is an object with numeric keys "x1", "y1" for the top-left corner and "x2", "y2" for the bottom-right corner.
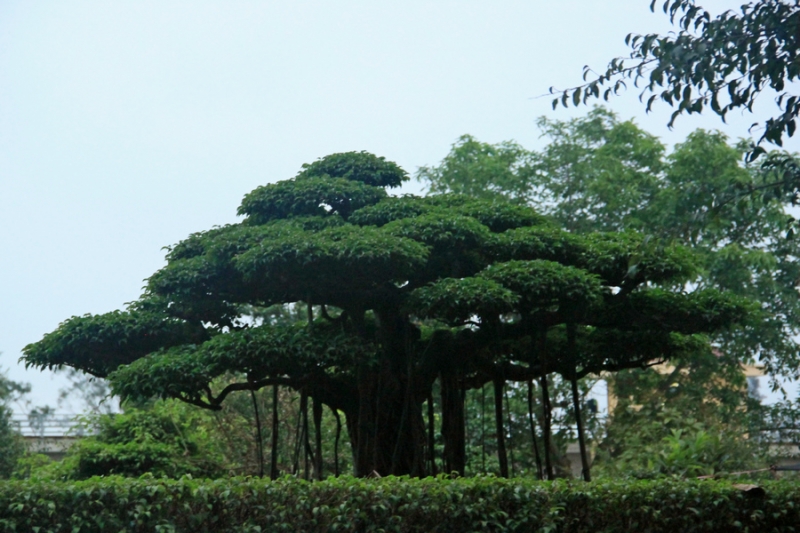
[
  {"x1": 418, "y1": 111, "x2": 800, "y2": 475},
  {"x1": 419, "y1": 109, "x2": 800, "y2": 382},
  {"x1": 551, "y1": 0, "x2": 799, "y2": 155},
  {"x1": 417, "y1": 108, "x2": 666, "y2": 233},
  {"x1": 24, "y1": 152, "x2": 749, "y2": 479},
  {"x1": 416, "y1": 135, "x2": 538, "y2": 204},
  {"x1": 56, "y1": 369, "x2": 116, "y2": 415},
  {"x1": 527, "y1": 108, "x2": 665, "y2": 233},
  {"x1": 0, "y1": 370, "x2": 29, "y2": 478}
]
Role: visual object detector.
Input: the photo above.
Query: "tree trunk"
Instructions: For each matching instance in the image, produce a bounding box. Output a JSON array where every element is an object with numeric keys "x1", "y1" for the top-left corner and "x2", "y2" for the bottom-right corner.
[
  {"x1": 344, "y1": 411, "x2": 359, "y2": 476},
  {"x1": 504, "y1": 386, "x2": 516, "y2": 477},
  {"x1": 391, "y1": 353, "x2": 415, "y2": 475},
  {"x1": 354, "y1": 363, "x2": 425, "y2": 477},
  {"x1": 481, "y1": 383, "x2": 486, "y2": 474},
  {"x1": 270, "y1": 384, "x2": 280, "y2": 480},
  {"x1": 301, "y1": 391, "x2": 310, "y2": 480},
  {"x1": 250, "y1": 389, "x2": 264, "y2": 478},
  {"x1": 571, "y1": 376, "x2": 591, "y2": 482},
  {"x1": 292, "y1": 392, "x2": 303, "y2": 475},
  {"x1": 332, "y1": 406, "x2": 341, "y2": 477},
  {"x1": 539, "y1": 325, "x2": 555, "y2": 480},
  {"x1": 440, "y1": 372, "x2": 465, "y2": 476},
  {"x1": 568, "y1": 319, "x2": 590, "y2": 482},
  {"x1": 493, "y1": 378, "x2": 509, "y2": 478},
  {"x1": 540, "y1": 374, "x2": 554, "y2": 480},
  {"x1": 312, "y1": 394, "x2": 323, "y2": 480},
  {"x1": 355, "y1": 365, "x2": 376, "y2": 476},
  {"x1": 526, "y1": 380, "x2": 544, "y2": 480},
  {"x1": 427, "y1": 392, "x2": 437, "y2": 476}
]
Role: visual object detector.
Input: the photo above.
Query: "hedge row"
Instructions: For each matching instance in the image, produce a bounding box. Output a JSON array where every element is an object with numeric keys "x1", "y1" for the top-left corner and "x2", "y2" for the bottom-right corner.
[{"x1": 0, "y1": 476, "x2": 797, "y2": 533}]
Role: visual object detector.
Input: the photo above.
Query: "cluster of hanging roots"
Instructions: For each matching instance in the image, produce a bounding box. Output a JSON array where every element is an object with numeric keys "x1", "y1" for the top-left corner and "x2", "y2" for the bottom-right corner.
[{"x1": 249, "y1": 372, "x2": 592, "y2": 482}]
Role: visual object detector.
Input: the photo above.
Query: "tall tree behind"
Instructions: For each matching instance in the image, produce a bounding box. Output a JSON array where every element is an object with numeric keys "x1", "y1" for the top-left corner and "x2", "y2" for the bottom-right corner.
[
  {"x1": 418, "y1": 108, "x2": 665, "y2": 233},
  {"x1": 417, "y1": 114, "x2": 800, "y2": 475},
  {"x1": 416, "y1": 135, "x2": 538, "y2": 204},
  {"x1": 417, "y1": 110, "x2": 800, "y2": 384},
  {"x1": 533, "y1": 108, "x2": 665, "y2": 233},
  {"x1": 536, "y1": 111, "x2": 800, "y2": 385}
]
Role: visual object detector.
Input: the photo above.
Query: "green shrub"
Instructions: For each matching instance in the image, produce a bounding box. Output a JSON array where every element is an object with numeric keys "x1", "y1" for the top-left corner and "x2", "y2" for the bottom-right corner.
[
  {"x1": 593, "y1": 405, "x2": 764, "y2": 480},
  {"x1": 0, "y1": 374, "x2": 29, "y2": 479},
  {"x1": 30, "y1": 404, "x2": 231, "y2": 481},
  {"x1": 0, "y1": 406, "x2": 24, "y2": 479},
  {"x1": 0, "y1": 476, "x2": 797, "y2": 533},
  {"x1": 10, "y1": 454, "x2": 53, "y2": 481}
]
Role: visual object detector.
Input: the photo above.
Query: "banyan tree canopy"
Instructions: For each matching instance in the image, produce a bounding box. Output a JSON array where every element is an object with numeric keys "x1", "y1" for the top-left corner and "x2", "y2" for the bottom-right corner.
[{"x1": 24, "y1": 151, "x2": 753, "y2": 478}]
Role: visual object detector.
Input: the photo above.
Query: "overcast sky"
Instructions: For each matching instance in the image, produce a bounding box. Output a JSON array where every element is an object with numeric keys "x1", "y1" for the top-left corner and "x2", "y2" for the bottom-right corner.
[{"x1": 1, "y1": 0, "x2": 796, "y2": 412}]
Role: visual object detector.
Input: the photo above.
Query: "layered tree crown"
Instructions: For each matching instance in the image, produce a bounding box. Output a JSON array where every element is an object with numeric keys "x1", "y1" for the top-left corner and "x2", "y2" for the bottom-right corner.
[{"x1": 23, "y1": 151, "x2": 752, "y2": 408}]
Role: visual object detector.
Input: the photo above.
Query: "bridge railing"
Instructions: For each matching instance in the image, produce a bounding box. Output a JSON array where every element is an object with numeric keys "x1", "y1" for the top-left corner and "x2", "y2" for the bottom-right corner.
[{"x1": 9, "y1": 414, "x2": 92, "y2": 438}]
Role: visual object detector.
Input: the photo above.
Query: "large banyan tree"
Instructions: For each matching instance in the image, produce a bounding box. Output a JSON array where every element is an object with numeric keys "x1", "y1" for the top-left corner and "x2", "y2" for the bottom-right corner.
[{"x1": 24, "y1": 152, "x2": 751, "y2": 480}]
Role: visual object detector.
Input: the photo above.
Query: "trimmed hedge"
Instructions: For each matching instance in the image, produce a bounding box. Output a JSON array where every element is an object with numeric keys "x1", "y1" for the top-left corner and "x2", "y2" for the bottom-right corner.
[{"x1": 0, "y1": 476, "x2": 797, "y2": 533}]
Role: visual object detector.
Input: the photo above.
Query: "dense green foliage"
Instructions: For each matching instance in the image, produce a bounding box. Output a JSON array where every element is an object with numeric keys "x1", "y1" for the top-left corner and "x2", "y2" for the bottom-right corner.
[
  {"x1": 552, "y1": 0, "x2": 799, "y2": 152},
  {"x1": 418, "y1": 109, "x2": 800, "y2": 381},
  {"x1": 417, "y1": 110, "x2": 800, "y2": 476},
  {"x1": 416, "y1": 136, "x2": 538, "y2": 202},
  {"x1": 1, "y1": 476, "x2": 798, "y2": 533},
  {"x1": 58, "y1": 404, "x2": 228, "y2": 480},
  {"x1": 23, "y1": 149, "x2": 751, "y2": 479}
]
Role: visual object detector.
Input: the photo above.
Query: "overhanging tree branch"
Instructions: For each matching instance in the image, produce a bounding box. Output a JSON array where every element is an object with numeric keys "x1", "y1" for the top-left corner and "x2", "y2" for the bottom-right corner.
[{"x1": 550, "y1": 0, "x2": 799, "y2": 157}]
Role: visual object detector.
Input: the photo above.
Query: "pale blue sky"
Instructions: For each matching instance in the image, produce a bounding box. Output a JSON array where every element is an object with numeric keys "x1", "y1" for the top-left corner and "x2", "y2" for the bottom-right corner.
[{"x1": 1, "y1": 0, "x2": 794, "y2": 411}]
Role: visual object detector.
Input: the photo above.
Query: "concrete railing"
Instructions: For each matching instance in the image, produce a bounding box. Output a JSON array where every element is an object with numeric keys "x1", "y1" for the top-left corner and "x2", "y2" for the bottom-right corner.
[
  {"x1": 9, "y1": 413, "x2": 88, "y2": 438},
  {"x1": 10, "y1": 413, "x2": 88, "y2": 460}
]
